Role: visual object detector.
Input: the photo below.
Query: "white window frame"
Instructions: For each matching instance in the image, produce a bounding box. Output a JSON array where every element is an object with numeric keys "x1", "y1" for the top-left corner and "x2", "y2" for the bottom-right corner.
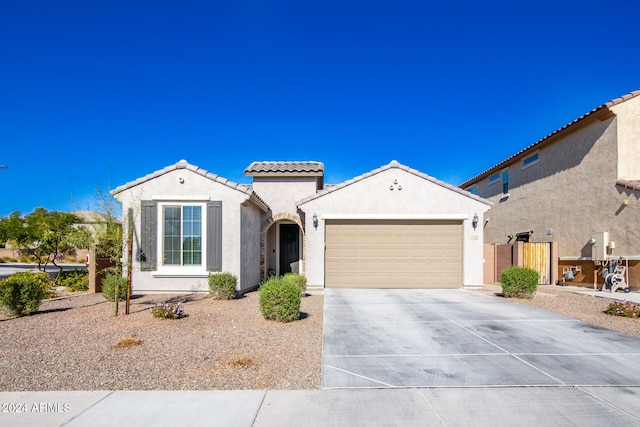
[
  {"x1": 488, "y1": 173, "x2": 500, "y2": 185},
  {"x1": 155, "y1": 202, "x2": 208, "y2": 276}
]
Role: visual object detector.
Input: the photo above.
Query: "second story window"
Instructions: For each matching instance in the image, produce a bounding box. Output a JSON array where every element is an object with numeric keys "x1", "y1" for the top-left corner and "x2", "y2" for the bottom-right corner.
[
  {"x1": 523, "y1": 153, "x2": 539, "y2": 168},
  {"x1": 502, "y1": 170, "x2": 509, "y2": 194}
]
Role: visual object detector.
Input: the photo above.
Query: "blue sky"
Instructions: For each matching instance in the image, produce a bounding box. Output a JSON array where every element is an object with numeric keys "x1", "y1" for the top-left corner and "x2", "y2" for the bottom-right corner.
[{"x1": 1, "y1": 0, "x2": 639, "y2": 217}]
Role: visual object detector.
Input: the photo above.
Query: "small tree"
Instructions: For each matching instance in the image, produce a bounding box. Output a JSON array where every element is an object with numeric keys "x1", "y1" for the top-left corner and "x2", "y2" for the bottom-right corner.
[{"x1": 0, "y1": 208, "x2": 89, "y2": 282}]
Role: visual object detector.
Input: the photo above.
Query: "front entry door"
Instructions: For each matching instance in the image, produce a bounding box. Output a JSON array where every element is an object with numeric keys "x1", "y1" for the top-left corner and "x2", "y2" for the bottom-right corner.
[{"x1": 279, "y1": 224, "x2": 299, "y2": 274}]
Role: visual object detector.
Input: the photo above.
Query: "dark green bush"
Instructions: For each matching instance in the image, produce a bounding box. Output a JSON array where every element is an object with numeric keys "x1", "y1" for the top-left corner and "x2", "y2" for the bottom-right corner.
[
  {"x1": 0, "y1": 272, "x2": 51, "y2": 316},
  {"x1": 282, "y1": 273, "x2": 307, "y2": 296},
  {"x1": 57, "y1": 270, "x2": 89, "y2": 292},
  {"x1": 101, "y1": 274, "x2": 128, "y2": 302},
  {"x1": 259, "y1": 276, "x2": 301, "y2": 322},
  {"x1": 500, "y1": 267, "x2": 539, "y2": 298},
  {"x1": 208, "y1": 272, "x2": 237, "y2": 300}
]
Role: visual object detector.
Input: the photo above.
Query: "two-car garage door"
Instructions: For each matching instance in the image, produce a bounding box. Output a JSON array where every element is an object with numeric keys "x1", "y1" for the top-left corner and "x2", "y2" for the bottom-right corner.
[{"x1": 325, "y1": 220, "x2": 462, "y2": 288}]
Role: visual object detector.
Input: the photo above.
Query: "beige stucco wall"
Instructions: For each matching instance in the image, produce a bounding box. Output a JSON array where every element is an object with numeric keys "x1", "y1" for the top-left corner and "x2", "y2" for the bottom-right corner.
[
  {"x1": 298, "y1": 166, "x2": 490, "y2": 289},
  {"x1": 478, "y1": 112, "x2": 640, "y2": 258},
  {"x1": 611, "y1": 95, "x2": 640, "y2": 180},
  {"x1": 114, "y1": 167, "x2": 261, "y2": 293},
  {"x1": 252, "y1": 177, "x2": 318, "y2": 215}
]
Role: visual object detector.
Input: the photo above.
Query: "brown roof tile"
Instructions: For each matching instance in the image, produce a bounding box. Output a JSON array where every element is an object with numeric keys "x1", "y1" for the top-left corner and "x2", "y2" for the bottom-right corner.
[
  {"x1": 617, "y1": 179, "x2": 640, "y2": 192},
  {"x1": 244, "y1": 161, "x2": 324, "y2": 175}
]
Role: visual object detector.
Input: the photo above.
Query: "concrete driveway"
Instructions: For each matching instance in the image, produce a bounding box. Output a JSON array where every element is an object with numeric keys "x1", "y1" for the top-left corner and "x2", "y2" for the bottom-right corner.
[{"x1": 323, "y1": 288, "x2": 640, "y2": 390}]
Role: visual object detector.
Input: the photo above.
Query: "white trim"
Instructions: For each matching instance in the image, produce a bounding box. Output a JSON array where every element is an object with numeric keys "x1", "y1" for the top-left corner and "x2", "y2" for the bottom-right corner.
[
  {"x1": 320, "y1": 213, "x2": 469, "y2": 220},
  {"x1": 152, "y1": 195, "x2": 210, "y2": 201},
  {"x1": 152, "y1": 272, "x2": 209, "y2": 278},
  {"x1": 155, "y1": 202, "x2": 207, "y2": 275}
]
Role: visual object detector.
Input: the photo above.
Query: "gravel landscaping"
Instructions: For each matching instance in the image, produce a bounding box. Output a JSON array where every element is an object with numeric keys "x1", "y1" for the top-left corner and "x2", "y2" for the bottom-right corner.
[
  {"x1": 475, "y1": 284, "x2": 640, "y2": 339},
  {"x1": 1, "y1": 284, "x2": 639, "y2": 391},
  {"x1": 0, "y1": 292, "x2": 323, "y2": 391}
]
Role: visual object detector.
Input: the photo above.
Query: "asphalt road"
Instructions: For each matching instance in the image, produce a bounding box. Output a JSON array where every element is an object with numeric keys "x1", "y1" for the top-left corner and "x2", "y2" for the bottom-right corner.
[{"x1": 0, "y1": 263, "x2": 87, "y2": 279}]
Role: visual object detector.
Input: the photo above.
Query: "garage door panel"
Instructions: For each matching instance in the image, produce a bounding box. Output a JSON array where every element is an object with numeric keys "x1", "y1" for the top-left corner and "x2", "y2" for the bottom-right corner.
[{"x1": 325, "y1": 220, "x2": 462, "y2": 289}]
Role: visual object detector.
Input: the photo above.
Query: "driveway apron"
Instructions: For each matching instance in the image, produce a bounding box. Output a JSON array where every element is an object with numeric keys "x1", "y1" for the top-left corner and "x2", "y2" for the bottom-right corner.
[{"x1": 322, "y1": 288, "x2": 640, "y2": 389}]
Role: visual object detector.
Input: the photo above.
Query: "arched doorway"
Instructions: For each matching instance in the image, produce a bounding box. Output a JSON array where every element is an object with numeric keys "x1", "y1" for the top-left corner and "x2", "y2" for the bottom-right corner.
[{"x1": 260, "y1": 213, "x2": 305, "y2": 280}]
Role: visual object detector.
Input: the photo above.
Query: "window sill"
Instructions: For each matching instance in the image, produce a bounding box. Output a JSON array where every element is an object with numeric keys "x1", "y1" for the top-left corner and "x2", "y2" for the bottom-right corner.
[{"x1": 152, "y1": 269, "x2": 209, "y2": 278}]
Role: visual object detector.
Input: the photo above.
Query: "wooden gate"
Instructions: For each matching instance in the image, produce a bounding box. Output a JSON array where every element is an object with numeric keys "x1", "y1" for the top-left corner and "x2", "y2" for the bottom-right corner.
[{"x1": 523, "y1": 242, "x2": 551, "y2": 284}]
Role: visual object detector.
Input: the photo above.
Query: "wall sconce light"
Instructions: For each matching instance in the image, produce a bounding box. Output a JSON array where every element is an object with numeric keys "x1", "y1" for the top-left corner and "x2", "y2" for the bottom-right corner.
[
  {"x1": 312, "y1": 213, "x2": 318, "y2": 229},
  {"x1": 472, "y1": 213, "x2": 479, "y2": 230}
]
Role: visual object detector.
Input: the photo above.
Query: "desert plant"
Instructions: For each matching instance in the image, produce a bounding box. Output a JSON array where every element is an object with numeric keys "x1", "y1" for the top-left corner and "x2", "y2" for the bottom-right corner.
[
  {"x1": 259, "y1": 276, "x2": 301, "y2": 322},
  {"x1": 151, "y1": 301, "x2": 186, "y2": 319},
  {"x1": 208, "y1": 272, "x2": 237, "y2": 300},
  {"x1": 501, "y1": 267, "x2": 539, "y2": 298},
  {"x1": 57, "y1": 270, "x2": 89, "y2": 292},
  {"x1": 101, "y1": 274, "x2": 127, "y2": 301},
  {"x1": 221, "y1": 354, "x2": 257, "y2": 369},
  {"x1": 0, "y1": 271, "x2": 51, "y2": 316},
  {"x1": 282, "y1": 273, "x2": 307, "y2": 296},
  {"x1": 115, "y1": 334, "x2": 142, "y2": 348},
  {"x1": 605, "y1": 300, "x2": 640, "y2": 318}
]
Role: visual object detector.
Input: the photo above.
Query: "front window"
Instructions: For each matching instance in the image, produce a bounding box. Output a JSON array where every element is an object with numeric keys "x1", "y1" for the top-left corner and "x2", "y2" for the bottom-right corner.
[{"x1": 163, "y1": 205, "x2": 202, "y2": 266}]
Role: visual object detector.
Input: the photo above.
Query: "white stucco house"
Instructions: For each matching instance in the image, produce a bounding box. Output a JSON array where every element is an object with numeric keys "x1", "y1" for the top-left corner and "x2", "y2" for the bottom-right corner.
[{"x1": 110, "y1": 160, "x2": 491, "y2": 294}]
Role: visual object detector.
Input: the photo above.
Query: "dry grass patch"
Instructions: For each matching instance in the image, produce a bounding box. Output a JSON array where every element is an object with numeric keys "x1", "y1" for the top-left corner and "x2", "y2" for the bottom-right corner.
[
  {"x1": 115, "y1": 334, "x2": 142, "y2": 349},
  {"x1": 220, "y1": 354, "x2": 258, "y2": 369}
]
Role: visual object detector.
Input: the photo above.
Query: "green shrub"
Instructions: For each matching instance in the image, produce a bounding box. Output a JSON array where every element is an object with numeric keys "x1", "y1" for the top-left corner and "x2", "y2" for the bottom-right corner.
[
  {"x1": 19, "y1": 255, "x2": 31, "y2": 263},
  {"x1": 101, "y1": 274, "x2": 128, "y2": 301},
  {"x1": 282, "y1": 273, "x2": 307, "y2": 296},
  {"x1": 0, "y1": 272, "x2": 51, "y2": 316},
  {"x1": 57, "y1": 270, "x2": 89, "y2": 292},
  {"x1": 151, "y1": 302, "x2": 186, "y2": 319},
  {"x1": 208, "y1": 272, "x2": 237, "y2": 300},
  {"x1": 259, "y1": 276, "x2": 301, "y2": 322},
  {"x1": 500, "y1": 267, "x2": 539, "y2": 298}
]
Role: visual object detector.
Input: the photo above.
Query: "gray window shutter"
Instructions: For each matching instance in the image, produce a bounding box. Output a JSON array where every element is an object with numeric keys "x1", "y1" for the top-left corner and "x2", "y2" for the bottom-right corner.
[
  {"x1": 140, "y1": 200, "x2": 157, "y2": 271},
  {"x1": 207, "y1": 201, "x2": 222, "y2": 272}
]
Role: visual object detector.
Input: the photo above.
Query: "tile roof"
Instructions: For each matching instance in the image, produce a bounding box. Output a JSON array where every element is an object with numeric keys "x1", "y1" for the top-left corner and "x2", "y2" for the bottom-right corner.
[
  {"x1": 617, "y1": 179, "x2": 640, "y2": 192},
  {"x1": 110, "y1": 160, "x2": 270, "y2": 212},
  {"x1": 296, "y1": 160, "x2": 492, "y2": 207},
  {"x1": 244, "y1": 161, "x2": 324, "y2": 174},
  {"x1": 460, "y1": 89, "x2": 640, "y2": 188}
]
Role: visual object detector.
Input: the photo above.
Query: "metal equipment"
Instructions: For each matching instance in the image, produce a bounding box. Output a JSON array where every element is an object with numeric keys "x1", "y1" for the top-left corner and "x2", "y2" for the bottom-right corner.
[{"x1": 601, "y1": 257, "x2": 631, "y2": 293}]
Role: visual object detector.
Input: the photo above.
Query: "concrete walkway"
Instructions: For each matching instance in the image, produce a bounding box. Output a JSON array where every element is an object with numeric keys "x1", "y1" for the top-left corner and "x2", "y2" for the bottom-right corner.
[{"x1": 2, "y1": 386, "x2": 640, "y2": 426}]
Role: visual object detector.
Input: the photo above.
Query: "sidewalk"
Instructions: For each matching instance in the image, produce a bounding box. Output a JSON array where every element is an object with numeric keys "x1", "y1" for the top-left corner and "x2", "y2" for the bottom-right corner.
[
  {"x1": 550, "y1": 284, "x2": 640, "y2": 304},
  {"x1": 2, "y1": 387, "x2": 639, "y2": 427}
]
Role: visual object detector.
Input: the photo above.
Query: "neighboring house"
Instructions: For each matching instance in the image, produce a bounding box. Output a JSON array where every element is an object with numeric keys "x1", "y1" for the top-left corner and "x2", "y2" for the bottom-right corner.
[
  {"x1": 460, "y1": 89, "x2": 640, "y2": 289},
  {"x1": 111, "y1": 160, "x2": 490, "y2": 293}
]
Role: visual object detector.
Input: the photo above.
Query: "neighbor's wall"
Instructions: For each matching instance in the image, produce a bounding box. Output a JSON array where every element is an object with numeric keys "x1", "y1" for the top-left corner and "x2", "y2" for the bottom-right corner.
[
  {"x1": 477, "y1": 113, "x2": 640, "y2": 258},
  {"x1": 611, "y1": 95, "x2": 640, "y2": 180}
]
